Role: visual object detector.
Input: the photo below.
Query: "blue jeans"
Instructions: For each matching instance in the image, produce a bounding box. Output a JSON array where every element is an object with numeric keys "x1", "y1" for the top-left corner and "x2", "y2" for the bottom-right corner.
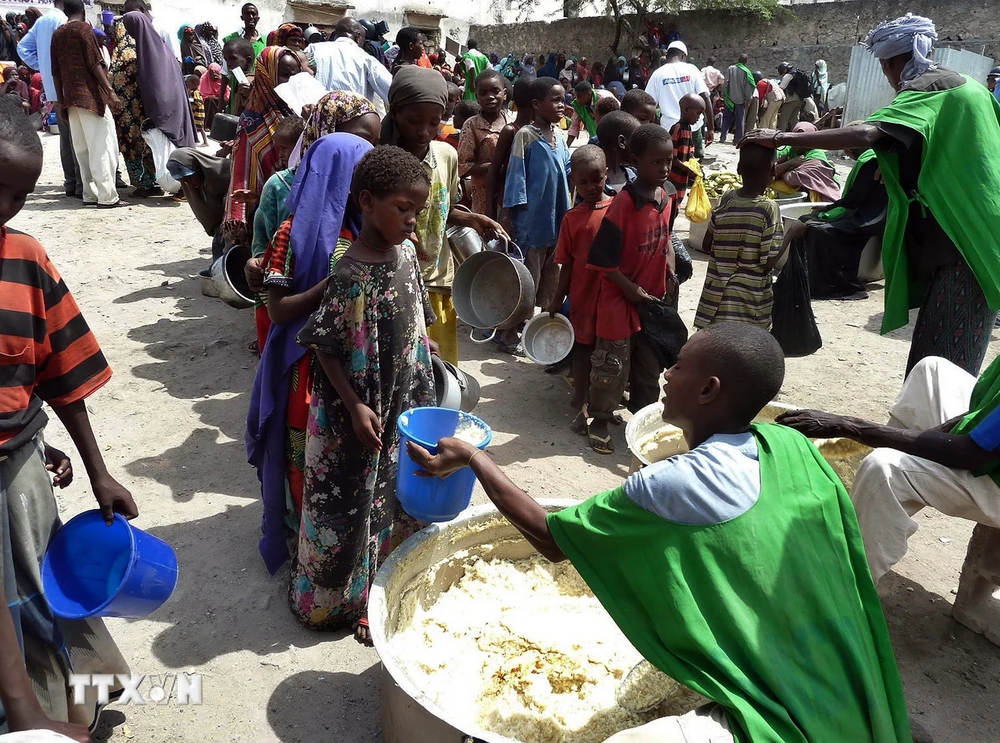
[{"x1": 721, "y1": 102, "x2": 746, "y2": 144}]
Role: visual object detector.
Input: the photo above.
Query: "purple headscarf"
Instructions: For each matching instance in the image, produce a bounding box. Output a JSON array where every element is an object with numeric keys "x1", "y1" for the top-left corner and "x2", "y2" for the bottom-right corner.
[
  {"x1": 123, "y1": 11, "x2": 196, "y2": 148},
  {"x1": 246, "y1": 132, "x2": 372, "y2": 573}
]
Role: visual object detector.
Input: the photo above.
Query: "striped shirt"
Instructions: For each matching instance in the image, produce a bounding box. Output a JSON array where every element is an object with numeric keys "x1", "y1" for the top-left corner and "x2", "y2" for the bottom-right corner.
[
  {"x1": 694, "y1": 191, "x2": 783, "y2": 330},
  {"x1": 667, "y1": 121, "x2": 694, "y2": 195},
  {"x1": 0, "y1": 229, "x2": 111, "y2": 453},
  {"x1": 191, "y1": 90, "x2": 205, "y2": 131}
]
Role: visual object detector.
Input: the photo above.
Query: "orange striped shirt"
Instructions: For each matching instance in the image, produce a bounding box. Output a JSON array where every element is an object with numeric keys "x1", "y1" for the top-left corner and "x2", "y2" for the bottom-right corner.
[{"x1": 0, "y1": 228, "x2": 111, "y2": 452}]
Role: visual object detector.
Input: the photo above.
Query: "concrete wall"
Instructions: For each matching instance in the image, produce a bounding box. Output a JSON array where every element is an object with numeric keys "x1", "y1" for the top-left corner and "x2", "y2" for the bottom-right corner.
[{"x1": 470, "y1": 0, "x2": 1000, "y2": 85}]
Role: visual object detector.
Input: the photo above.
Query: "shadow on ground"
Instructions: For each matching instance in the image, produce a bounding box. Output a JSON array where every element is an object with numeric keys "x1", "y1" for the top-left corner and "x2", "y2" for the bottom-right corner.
[{"x1": 267, "y1": 666, "x2": 381, "y2": 743}]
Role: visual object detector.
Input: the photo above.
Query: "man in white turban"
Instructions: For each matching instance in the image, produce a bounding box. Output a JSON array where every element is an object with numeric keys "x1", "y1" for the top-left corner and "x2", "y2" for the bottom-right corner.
[{"x1": 744, "y1": 13, "x2": 1000, "y2": 597}]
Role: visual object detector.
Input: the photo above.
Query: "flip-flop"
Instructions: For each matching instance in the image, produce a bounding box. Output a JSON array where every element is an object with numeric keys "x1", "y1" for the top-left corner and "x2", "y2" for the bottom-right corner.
[
  {"x1": 96, "y1": 200, "x2": 130, "y2": 209},
  {"x1": 588, "y1": 425, "x2": 614, "y2": 455}
]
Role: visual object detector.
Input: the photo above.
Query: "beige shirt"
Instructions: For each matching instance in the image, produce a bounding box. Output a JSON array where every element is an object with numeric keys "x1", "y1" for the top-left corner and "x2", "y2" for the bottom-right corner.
[{"x1": 414, "y1": 140, "x2": 459, "y2": 290}]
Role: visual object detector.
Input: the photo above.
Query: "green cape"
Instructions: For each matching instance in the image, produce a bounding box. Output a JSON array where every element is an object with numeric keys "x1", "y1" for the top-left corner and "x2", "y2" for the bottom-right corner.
[
  {"x1": 571, "y1": 99, "x2": 597, "y2": 137},
  {"x1": 867, "y1": 76, "x2": 1000, "y2": 333},
  {"x1": 951, "y1": 354, "x2": 1000, "y2": 486},
  {"x1": 818, "y1": 149, "x2": 878, "y2": 222},
  {"x1": 724, "y1": 63, "x2": 755, "y2": 111},
  {"x1": 461, "y1": 49, "x2": 489, "y2": 100},
  {"x1": 547, "y1": 423, "x2": 912, "y2": 743}
]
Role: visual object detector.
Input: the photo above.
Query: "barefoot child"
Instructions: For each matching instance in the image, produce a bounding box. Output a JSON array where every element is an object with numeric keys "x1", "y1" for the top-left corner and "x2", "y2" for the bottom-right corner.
[
  {"x1": 546, "y1": 145, "x2": 613, "y2": 433},
  {"x1": 293, "y1": 145, "x2": 438, "y2": 642},
  {"x1": 186, "y1": 74, "x2": 208, "y2": 145},
  {"x1": 694, "y1": 143, "x2": 786, "y2": 330},
  {"x1": 458, "y1": 69, "x2": 511, "y2": 215},
  {"x1": 587, "y1": 124, "x2": 677, "y2": 454},
  {"x1": 667, "y1": 93, "x2": 705, "y2": 231},
  {"x1": 484, "y1": 77, "x2": 534, "y2": 220},
  {"x1": 383, "y1": 66, "x2": 504, "y2": 365}
]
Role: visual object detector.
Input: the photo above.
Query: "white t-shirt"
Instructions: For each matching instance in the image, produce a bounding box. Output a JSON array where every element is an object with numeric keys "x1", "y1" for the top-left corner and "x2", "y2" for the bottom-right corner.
[{"x1": 645, "y1": 61, "x2": 709, "y2": 132}]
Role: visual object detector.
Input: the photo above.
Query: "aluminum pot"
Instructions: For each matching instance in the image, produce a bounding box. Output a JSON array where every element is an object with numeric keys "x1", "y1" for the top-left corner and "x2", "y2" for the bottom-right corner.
[
  {"x1": 431, "y1": 356, "x2": 481, "y2": 412},
  {"x1": 445, "y1": 205, "x2": 484, "y2": 266},
  {"x1": 452, "y1": 238, "x2": 535, "y2": 342},
  {"x1": 370, "y1": 501, "x2": 579, "y2": 743},
  {"x1": 210, "y1": 244, "x2": 255, "y2": 309}
]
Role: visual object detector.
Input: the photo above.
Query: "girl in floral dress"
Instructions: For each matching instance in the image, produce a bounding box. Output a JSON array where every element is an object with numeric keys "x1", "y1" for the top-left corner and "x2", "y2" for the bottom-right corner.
[{"x1": 294, "y1": 146, "x2": 438, "y2": 642}]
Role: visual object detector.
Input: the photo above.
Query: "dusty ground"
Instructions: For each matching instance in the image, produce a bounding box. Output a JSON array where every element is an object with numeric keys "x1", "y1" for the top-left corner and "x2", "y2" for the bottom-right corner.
[{"x1": 12, "y1": 134, "x2": 1000, "y2": 743}]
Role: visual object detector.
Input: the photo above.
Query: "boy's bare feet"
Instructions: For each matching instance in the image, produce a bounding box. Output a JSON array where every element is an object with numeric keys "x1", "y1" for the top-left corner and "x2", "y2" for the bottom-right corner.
[{"x1": 570, "y1": 412, "x2": 588, "y2": 436}]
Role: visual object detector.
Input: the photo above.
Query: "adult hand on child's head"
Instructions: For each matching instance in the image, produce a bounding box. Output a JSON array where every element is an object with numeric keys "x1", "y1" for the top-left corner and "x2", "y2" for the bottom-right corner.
[
  {"x1": 740, "y1": 128, "x2": 779, "y2": 148},
  {"x1": 93, "y1": 475, "x2": 139, "y2": 525},
  {"x1": 407, "y1": 437, "x2": 476, "y2": 479},
  {"x1": 44, "y1": 444, "x2": 73, "y2": 488}
]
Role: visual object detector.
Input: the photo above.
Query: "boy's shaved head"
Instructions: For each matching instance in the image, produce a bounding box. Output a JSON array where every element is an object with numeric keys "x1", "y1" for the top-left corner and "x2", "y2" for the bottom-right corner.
[
  {"x1": 679, "y1": 93, "x2": 705, "y2": 111},
  {"x1": 738, "y1": 142, "x2": 777, "y2": 179},
  {"x1": 571, "y1": 144, "x2": 606, "y2": 172},
  {"x1": 596, "y1": 110, "x2": 640, "y2": 149}
]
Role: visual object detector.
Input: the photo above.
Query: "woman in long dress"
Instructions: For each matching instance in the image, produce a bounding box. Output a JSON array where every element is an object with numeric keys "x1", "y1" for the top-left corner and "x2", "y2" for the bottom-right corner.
[{"x1": 109, "y1": 18, "x2": 159, "y2": 197}]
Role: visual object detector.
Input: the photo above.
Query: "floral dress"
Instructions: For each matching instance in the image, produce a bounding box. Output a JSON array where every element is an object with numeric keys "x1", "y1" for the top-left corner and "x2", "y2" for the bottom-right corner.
[
  {"x1": 109, "y1": 19, "x2": 156, "y2": 190},
  {"x1": 292, "y1": 243, "x2": 436, "y2": 629}
]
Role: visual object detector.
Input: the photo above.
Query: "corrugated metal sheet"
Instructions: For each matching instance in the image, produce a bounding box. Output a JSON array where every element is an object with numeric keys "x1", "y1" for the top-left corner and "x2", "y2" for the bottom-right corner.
[{"x1": 843, "y1": 45, "x2": 997, "y2": 124}]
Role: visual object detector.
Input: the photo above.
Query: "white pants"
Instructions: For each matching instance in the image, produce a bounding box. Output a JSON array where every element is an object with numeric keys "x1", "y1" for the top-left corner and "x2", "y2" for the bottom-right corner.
[
  {"x1": 604, "y1": 704, "x2": 733, "y2": 742},
  {"x1": 851, "y1": 357, "x2": 1000, "y2": 583},
  {"x1": 67, "y1": 106, "x2": 120, "y2": 206}
]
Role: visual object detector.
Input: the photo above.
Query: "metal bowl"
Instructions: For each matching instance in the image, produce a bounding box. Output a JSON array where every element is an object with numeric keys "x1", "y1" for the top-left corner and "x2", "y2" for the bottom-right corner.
[
  {"x1": 521, "y1": 312, "x2": 574, "y2": 365},
  {"x1": 210, "y1": 244, "x2": 254, "y2": 309}
]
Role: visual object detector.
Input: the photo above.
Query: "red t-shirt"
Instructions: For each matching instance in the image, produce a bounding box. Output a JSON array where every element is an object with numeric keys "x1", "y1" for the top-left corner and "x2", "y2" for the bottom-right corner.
[
  {"x1": 587, "y1": 183, "x2": 675, "y2": 341},
  {"x1": 554, "y1": 199, "x2": 612, "y2": 345}
]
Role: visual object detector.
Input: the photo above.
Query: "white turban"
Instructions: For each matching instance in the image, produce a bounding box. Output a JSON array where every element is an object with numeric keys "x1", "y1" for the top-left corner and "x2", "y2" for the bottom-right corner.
[{"x1": 864, "y1": 13, "x2": 938, "y2": 86}]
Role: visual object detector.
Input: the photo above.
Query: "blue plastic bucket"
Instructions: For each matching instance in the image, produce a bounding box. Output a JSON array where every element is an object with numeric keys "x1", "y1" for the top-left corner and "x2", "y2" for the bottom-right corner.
[
  {"x1": 397, "y1": 407, "x2": 492, "y2": 522},
  {"x1": 41, "y1": 511, "x2": 178, "y2": 620}
]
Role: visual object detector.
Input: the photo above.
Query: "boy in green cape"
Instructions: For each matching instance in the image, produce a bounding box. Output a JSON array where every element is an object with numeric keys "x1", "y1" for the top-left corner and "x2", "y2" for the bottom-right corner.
[
  {"x1": 408, "y1": 323, "x2": 912, "y2": 743},
  {"x1": 744, "y1": 12, "x2": 1000, "y2": 377}
]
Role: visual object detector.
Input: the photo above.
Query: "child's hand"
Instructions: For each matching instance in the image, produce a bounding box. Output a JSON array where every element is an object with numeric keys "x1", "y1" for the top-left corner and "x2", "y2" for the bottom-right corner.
[
  {"x1": 623, "y1": 284, "x2": 654, "y2": 305},
  {"x1": 544, "y1": 299, "x2": 563, "y2": 317},
  {"x1": 44, "y1": 444, "x2": 73, "y2": 488},
  {"x1": 427, "y1": 338, "x2": 441, "y2": 357},
  {"x1": 245, "y1": 256, "x2": 265, "y2": 292},
  {"x1": 92, "y1": 474, "x2": 139, "y2": 525},
  {"x1": 351, "y1": 404, "x2": 383, "y2": 452}
]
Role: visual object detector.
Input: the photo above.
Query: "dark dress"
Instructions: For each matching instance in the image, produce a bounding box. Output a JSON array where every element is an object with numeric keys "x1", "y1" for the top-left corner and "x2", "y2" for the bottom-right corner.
[{"x1": 801, "y1": 155, "x2": 887, "y2": 299}]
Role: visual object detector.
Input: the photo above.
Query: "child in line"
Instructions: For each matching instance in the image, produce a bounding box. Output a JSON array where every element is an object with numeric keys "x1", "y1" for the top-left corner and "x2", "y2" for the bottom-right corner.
[
  {"x1": 384, "y1": 66, "x2": 504, "y2": 364},
  {"x1": 666, "y1": 93, "x2": 705, "y2": 231},
  {"x1": 621, "y1": 88, "x2": 658, "y2": 124},
  {"x1": 221, "y1": 36, "x2": 255, "y2": 116},
  {"x1": 436, "y1": 82, "x2": 463, "y2": 145},
  {"x1": 695, "y1": 143, "x2": 786, "y2": 330},
  {"x1": 485, "y1": 77, "x2": 534, "y2": 221},
  {"x1": 546, "y1": 145, "x2": 613, "y2": 433},
  {"x1": 587, "y1": 124, "x2": 677, "y2": 454},
  {"x1": 503, "y1": 77, "x2": 572, "y2": 326},
  {"x1": 294, "y1": 145, "x2": 437, "y2": 642},
  {"x1": 588, "y1": 94, "x2": 621, "y2": 144},
  {"x1": 596, "y1": 110, "x2": 640, "y2": 195},
  {"x1": 458, "y1": 69, "x2": 511, "y2": 215},
  {"x1": 185, "y1": 74, "x2": 208, "y2": 146}
]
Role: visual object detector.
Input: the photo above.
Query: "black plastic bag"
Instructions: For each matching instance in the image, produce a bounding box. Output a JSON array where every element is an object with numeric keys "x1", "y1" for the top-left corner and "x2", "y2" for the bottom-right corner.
[
  {"x1": 672, "y1": 233, "x2": 693, "y2": 285},
  {"x1": 639, "y1": 298, "x2": 689, "y2": 369},
  {"x1": 771, "y1": 239, "x2": 822, "y2": 357}
]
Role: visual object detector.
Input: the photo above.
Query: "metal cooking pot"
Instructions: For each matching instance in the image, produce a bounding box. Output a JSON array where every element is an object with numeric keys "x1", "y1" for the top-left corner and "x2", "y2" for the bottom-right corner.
[
  {"x1": 431, "y1": 356, "x2": 481, "y2": 412},
  {"x1": 210, "y1": 244, "x2": 255, "y2": 309},
  {"x1": 209, "y1": 113, "x2": 239, "y2": 142},
  {"x1": 452, "y1": 238, "x2": 535, "y2": 342},
  {"x1": 445, "y1": 205, "x2": 484, "y2": 266}
]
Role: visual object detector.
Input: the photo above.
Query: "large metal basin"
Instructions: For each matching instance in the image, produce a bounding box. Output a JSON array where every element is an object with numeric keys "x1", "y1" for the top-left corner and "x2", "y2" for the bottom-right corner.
[{"x1": 370, "y1": 500, "x2": 595, "y2": 743}]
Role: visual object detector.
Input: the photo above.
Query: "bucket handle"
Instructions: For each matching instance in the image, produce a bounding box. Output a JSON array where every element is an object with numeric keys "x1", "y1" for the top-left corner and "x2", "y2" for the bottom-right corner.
[
  {"x1": 503, "y1": 238, "x2": 525, "y2": 262},
  {"x1": 469, "y1": 327, "x2": 497, "y2": 344}
]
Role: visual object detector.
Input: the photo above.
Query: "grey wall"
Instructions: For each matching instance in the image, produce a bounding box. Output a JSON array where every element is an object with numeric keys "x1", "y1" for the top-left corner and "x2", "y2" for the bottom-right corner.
[{"x1": 471, "y1": 0, "x2": 999, "y2": 85}]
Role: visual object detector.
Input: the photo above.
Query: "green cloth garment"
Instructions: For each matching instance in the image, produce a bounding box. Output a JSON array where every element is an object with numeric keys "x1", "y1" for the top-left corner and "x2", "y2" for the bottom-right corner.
[
  {"x1": 724, "y1": 63, "x2": 755, "y2": 110},
  {"x1": 460, "y1": 49, "x2": 489, "y2": 100},
  {"x1": 251, "y1": 168, "x2": 295, "y2": 258},
  {"x1": 777, "y1": 145, "x2": 835, "y2": 169},
  {"x1": 571, "y1": 99, "x2": 597, "y2": 137},
  {"x1": 950, "y1": 354, "x2": 1000, "y2": 486},
  {"x1": 547, "y1": 422, "x2": 912, "y2": 743},
  {"x1": 818, "y1": 149, "x2": 877, "y2": 222},
  {"x1": 867, "y1": 76, "x2": 1000, "y2": 334}
]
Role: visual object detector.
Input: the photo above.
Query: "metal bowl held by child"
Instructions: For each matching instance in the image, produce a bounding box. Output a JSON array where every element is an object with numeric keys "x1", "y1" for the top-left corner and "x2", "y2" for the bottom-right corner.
[
  {"x1": 210, "y1": 244, "x2": 255, "y2": 309},
  {"x1": 453, "y1": 241, "x2": 535, "y2": 333},
  {"x1": 521, "y1": 312, "x2": 575, "y2": 365}
]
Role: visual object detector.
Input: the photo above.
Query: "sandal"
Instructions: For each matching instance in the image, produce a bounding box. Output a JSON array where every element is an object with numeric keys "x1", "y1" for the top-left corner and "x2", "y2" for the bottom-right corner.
[
  {"x1": 354, "y1": 617, "x2": 373, "y2": 647},
  {"x1": 132, "y1": 187, "x2": 153, "y2": 198},
  {"x1": 588, "y1": 421, "x2": 615, "y2": 455},
  {"x1": 96, "y1": 200, "x2": 130, "y2": 209}
]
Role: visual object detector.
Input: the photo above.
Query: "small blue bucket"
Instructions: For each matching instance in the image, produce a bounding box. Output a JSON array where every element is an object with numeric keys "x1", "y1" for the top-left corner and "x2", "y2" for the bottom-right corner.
[
  {"x1": 41, "y1": 511, "x2": 178, "y2": 620},
  {"x1": 397, "y1": 407, "x2": 492, "y2": 522}
]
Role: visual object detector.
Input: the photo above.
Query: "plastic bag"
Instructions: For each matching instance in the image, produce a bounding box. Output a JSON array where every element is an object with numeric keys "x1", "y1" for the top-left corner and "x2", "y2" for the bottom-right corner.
[
  {"x1": 684, "y1": 159, "x2": 711, "y2": 224},
  {"x1": 140, "y1": 127, "x2": 181, "y2": 194},
  {"x1": 638, "y1": 298, "x2": 689, "y2": 369},
  {"x1": 771, "y1": 239, "x2": 822, "y2": 357}
]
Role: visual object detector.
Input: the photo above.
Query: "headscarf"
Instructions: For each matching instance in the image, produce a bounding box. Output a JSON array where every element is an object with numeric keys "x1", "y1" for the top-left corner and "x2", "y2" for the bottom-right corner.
[
  {"x1": 196, "y1": 22, "x2": 223, "y2": 65},
  {"x1": 608, "y1": 80, "x2": 626, "y2": 101},
  {"x1": 293, "y1": 90, "x2": 376, "y2": 165},
  {"x1": 166, "y1": 148, "x2": 231, "y2": 236},
  {"x1": 270, "y1": 23, "x2": 304, "y2": 49},
  {"x1": 603, "y1": 56, "x2": 621, "y2": 85},
  {"x1": 199, "y1": 63, "x2": 224, "y2": 98},
  {"x1": 179, "y1": 25, "x2": 208, "y2": 68},
  {"x1": 23, "y1": 7, "x2": 41, "y2": 28},
  {"x1": 864, "y1": 13, "x2": 937, "y2": 87},
  {"x1": 246, "y1": 132, "x2": 373, "y2": 573},
  {"x1": 538, "y1": 52, "x2": 558, "y2": 79},
  {"x1": 123, "y1": 12, "x2": 197, "y2": 148},
  {"x1": 381, "y1": 65, "x2": 449, "y2": 146},
  {"x1": 488, "y1": 52, "x2": 499, "y2": 65},
  {"x1": 520, "y1": 55, "x2": 537, "y2": 80}
]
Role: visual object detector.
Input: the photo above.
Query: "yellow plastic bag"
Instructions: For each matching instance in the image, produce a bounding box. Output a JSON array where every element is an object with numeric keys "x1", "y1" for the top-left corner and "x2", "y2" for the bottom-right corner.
[{"x1": 684, "y1": 158, "x2": 710, "y2": 224}]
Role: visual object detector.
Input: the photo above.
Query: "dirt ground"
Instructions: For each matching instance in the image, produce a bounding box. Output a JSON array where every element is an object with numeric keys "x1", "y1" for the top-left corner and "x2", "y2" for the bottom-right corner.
[{"x1": 12, "y1": 134, "x2": 1000, "y2": 743}]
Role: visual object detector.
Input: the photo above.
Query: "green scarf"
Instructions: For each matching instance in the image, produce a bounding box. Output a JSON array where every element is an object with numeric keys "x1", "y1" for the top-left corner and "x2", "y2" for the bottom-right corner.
[
  {"x1": 777, "y1": 145, "x2": 834, "y2": 168},
  {"x1": 571, "y1": 99, "x2": 597, "y2": 137},
  {"x1": 950, "y1": 354, "x2": 1000, "y2": 485},
  {"x1": 547, "y1": 423, "x2": 912, "y2": 743},
  {"x1": 818, "y1": 149, "x2": 877, "y2": 222},
  {"x1": 724, "y1": 63, "x2": 755, "y2": 111},
  {"x1": 867, "y1": 76, "x2": 1000, "y2": 334},
  {"x1": 461, "y1": 49, "x2": 489, "y2": 101}
]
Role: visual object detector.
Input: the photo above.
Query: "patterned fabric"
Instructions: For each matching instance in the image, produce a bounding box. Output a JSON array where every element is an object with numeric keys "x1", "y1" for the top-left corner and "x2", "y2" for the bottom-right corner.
[
  {"x1": 224, "y1": 46, "x2": 293, "y2": 236},
  {"x1": 191, "y1": 89, "x2": 204, "y2": 131},
  {"x1": 457, "y1": 111, "x2": 511, "y2": 215},
  {"x1": 907, "y1": 261, "x2": 998, "y2": 376},
  {"x1": 0, "y1": 229, "x2": 111, "y2": 453},
  {"x1": 269, "y1": 23, "x2": 304, "y2": 49},
  {"x1": 694, "y1": 191, "x2": 784, "y2": 330},
  {"x1": 109, "y1": 18, "x2": 156, "y2": 189},
  {"x1": 300, "y1": 90, "x2": 376, "y2": 156},
  {"x1": 50, "y1": 20, "x2": 109, "y2": 115},
  {"x1": 292, "y1": 244, "x2": 436, "y2": 629},
  {"x1": 196, "y1": 23, "x2": 223, "y2": 65},
  {"x1": 414, "y1": 140, "x2": 459, "y2": 289}
]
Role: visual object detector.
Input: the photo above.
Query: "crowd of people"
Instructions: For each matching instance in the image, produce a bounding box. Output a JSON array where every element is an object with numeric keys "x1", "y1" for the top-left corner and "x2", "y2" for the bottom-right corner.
[{"x1": 4, "y1": 5, "x2": 1000, "y2": 742}]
